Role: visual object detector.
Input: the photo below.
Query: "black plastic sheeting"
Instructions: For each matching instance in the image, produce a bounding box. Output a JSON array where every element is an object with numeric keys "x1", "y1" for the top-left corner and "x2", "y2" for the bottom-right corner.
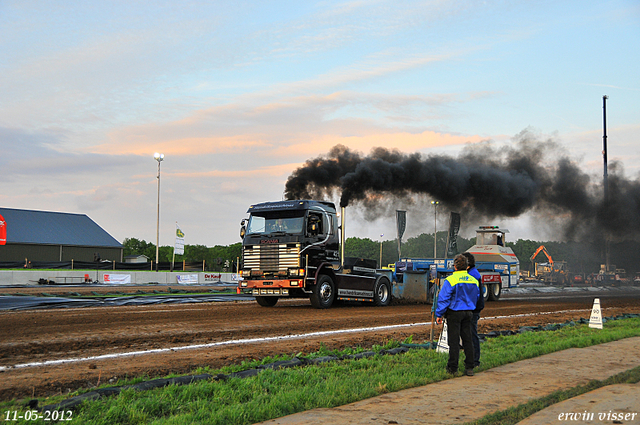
[
  {"x1": 40, "y1": 350, "x2": 412, "y2": 412},
  {"x1": 33, "y1": 313, "x2": 640, "y2": 413},
  {"x1": 0, "y1": 293, "x2": 253, "y2": 311}
]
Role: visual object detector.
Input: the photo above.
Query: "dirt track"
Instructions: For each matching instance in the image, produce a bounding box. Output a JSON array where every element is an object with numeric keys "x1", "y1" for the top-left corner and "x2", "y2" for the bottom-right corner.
[{"x1": 1, "y1": 286, "x2": 639, "y2": 401}]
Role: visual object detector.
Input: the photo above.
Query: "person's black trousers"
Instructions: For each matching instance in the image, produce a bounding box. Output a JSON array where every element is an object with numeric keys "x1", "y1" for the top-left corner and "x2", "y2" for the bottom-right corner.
[
  {"x1": 446, "y1": 309, "x2": 474, "y2": 372},
  {"x1": 471, "y1": 311, "x2": 481, "y2": 367}
]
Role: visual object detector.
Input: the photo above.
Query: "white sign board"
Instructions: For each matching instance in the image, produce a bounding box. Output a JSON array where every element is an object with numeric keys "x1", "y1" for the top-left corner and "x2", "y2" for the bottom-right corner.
[
  {"x1": 176, "y1": 274, "x2": 199, "y2": 285},
  {"x1": 103, "y1": 274, "x2": 131, "y2": 284},
  {"x1": 589, "y1": 298, "x2": 603, "y2": 329},
  {"x1": 436, "y1": 320, "x2": 449, "y2": 353}
]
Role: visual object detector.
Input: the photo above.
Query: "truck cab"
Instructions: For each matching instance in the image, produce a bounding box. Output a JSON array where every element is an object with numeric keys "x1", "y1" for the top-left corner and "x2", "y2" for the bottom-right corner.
[{"x1": 239, "y1": 200, "x2": 391, "y2": 309}]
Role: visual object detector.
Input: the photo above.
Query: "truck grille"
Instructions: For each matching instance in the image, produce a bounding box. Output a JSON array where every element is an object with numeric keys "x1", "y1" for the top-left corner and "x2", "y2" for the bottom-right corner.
[{"x1": 243, "y1": 243, "x2": 301, "y2": 272}]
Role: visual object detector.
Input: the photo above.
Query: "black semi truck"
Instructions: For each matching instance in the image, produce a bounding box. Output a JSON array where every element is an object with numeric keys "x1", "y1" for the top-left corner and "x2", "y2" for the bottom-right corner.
[{"x1": 238, "y1": 200, "x2": 392, "y2": 309}]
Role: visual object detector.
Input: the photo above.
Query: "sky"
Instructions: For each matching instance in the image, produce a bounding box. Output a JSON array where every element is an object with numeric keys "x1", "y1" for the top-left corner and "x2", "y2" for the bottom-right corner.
[{"x1": 1, "y1": 0, "x2": 639, "y2": 248}]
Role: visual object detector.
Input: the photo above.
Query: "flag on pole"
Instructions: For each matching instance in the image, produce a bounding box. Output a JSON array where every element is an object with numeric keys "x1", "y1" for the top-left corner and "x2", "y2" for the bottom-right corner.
[
  {"x1": 396, "y1": 210, "x2": 406, "y2": 258},
  {"x1": 174, "y1": 223, "x2": 185, "y2": 255},
  {"x1": 446, "y1": 212, "x2": 461, "y2": 258}
]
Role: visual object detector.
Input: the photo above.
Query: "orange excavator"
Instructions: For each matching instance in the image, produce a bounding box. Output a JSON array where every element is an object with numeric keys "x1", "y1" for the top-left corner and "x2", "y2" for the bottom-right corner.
[
  {"x1": 530, "y1": 245, "x2": 553, "y2": 266},
  {"x1": 530, "y1": 245, "x2": 568, "y2": 284}
]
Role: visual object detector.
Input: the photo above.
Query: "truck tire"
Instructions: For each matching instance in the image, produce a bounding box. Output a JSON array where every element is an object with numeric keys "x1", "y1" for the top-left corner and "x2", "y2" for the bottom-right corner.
[
  {"x1": 255, "y1": 296, "x2": 278, "y2": 307},
  {"x1": 373, "y1": 276, "x2": 392, "y2": 306},
  {"x1": 488, "y1": 282, "x2": 501, "y2": 301},
  {"x1": 310, "y1": 274, "x2": 335, "y2": 309},
  {"x1": 481, "y1": 284, "x2": 490, "y2": 302}
]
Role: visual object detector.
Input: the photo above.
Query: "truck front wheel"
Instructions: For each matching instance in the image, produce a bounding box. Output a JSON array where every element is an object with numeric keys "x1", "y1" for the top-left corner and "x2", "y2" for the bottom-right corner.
[
  {"x1": 310, "y1": 275, "x2": 335, "y2": 309},
  {"x1": 373, "y1": 276, "x2": 392, "y2": 306},
  {"x1": 256, "y1": 296, "x2": 278, "y2": 307}
]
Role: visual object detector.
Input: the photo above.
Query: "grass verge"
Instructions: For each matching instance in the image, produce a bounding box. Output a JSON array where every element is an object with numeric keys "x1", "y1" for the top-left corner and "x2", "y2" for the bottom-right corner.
[
  {"x1": 465, "y1": 365, "x2": 640, "y2": 425},
  {"x1": 2, "y1": 317, "x2": 639, "y2": 425}
]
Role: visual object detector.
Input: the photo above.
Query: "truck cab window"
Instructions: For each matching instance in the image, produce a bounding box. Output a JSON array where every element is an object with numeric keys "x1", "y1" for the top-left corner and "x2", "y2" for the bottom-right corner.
[
  {"x1": 246, "y1": 215, "x2": 304, "y2": 235},
  {"x1": 247, "y1": 216, "x2": 266, "y2": 234},
  {"x1": 307, "y1": 213, "x2": 323, "y2": 236}
]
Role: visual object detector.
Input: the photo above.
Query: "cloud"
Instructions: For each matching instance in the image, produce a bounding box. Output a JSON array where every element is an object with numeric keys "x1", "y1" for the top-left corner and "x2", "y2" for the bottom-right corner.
[
  {"x1": 270, "y1": 130, "x2": 483, "y2": 159},
  {"x1": 88, "y1": 88, "x2": 486, "y2": 161},
  {"x1": 169, "y1": 163, "x2": 297, "y2": 180}
]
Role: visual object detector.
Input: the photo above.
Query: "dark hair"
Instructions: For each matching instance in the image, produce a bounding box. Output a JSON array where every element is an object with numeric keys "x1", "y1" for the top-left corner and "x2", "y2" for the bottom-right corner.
[
  {"x1": 453, "y1": 254, "x2": 468, "y2": 271},
  {"x1": 462, "y1": 252, "x2": 476, "y2": 268}
]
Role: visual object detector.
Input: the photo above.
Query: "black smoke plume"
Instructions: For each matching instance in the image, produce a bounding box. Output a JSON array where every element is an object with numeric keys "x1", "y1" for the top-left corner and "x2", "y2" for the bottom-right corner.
[{"x1": 284, "y1": 130, "x2": 640, "y2": 241}]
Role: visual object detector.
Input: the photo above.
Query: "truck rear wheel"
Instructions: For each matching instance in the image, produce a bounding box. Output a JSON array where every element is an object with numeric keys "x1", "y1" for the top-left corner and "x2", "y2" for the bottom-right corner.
[
  {"x1": 373, "y1": 276, "x2": 391, "y2": 306},
  {"x1": 481, "y1": 284, "x2": 490, "y2": 302},
  {"x1": 488, "y1": 283, "x2": 501, "y2": 301},
  {"x1": 256, "y1": 296, "x2": 278, "y2": 307},
  {"x1": 310, "y1": 274, "x2": 335, "y2": 309}
]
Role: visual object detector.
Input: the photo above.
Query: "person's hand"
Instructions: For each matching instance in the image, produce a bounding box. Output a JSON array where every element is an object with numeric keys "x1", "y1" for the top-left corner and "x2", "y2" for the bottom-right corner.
[{"x1": 436, "y1": 317, "x2": 443, "y2": 325}]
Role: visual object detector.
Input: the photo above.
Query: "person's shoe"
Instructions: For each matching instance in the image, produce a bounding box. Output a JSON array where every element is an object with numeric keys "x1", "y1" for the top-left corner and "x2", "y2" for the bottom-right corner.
[
  {"x1": 446, "y1": 368, "x2": 457, "y2": 375},
  {"x1": 464, "y1": 369, "x2": 474, "y2": 376}
]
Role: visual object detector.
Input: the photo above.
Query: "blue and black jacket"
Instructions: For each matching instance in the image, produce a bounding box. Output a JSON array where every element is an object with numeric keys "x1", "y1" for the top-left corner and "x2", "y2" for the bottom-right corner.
[
  {"x1": 436, "y1": 270, "x2": 480, "y2": 317},
  {"x1": 468, "y1": 266, "x2": 484, "y2": 313}
]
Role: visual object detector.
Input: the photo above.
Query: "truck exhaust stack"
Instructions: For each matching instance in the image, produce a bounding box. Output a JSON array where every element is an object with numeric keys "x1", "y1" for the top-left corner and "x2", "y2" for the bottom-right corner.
[{"x1": 340, "y1": 206, "x2": 345, "y2": 269}]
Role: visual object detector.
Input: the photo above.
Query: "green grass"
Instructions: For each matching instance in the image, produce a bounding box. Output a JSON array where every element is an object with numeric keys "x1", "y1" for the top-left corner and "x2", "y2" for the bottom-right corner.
[
  {"x1": 464, "y1": 366, "x2": 640, "y2": 425},
  {"x1": 2, "y1": 318, "x2": 639, "y2": 425}
]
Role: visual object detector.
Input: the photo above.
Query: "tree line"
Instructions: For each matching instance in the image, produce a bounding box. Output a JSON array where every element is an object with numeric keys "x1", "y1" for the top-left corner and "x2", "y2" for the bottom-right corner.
[
  {"x1": 124, "y1": 235, "x2": 639, "y2": 276},
  {"x1": 123, "y1": 238, "x2": 241, "y2": 270},
  {"x1": 350, "y1": 233, "x2": 639, "y2": 276}
]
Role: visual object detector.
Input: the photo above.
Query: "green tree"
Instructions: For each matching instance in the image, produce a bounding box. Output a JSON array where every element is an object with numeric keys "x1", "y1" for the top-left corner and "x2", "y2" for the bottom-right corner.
[
  {"x1": 122, "y1": 238, "x2": 155, "y2": 259},
  {"x1": 344, "y1": 237, "x2": 378, "y2": 262},
  {"x1": 184, "y1": 244, "x2": 210, "y2": 262}
]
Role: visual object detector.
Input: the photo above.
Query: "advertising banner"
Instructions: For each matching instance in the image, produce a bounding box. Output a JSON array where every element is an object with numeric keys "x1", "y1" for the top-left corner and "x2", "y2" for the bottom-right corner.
[
  {"x1": 103, "y1": 274, "x2": 131, "y2": 284},
  {"x1": 204, "y1": 273, "x2": 222, "y2": 283},
  {"x1": 176, "y1": 274, "x2": 198, "y2": 284}
]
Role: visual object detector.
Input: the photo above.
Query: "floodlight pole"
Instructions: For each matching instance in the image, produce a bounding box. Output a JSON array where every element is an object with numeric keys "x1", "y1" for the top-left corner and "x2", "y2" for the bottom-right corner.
[
  {"x1": 603, "y1": 96, "x2": 610, "y2": 272},
  {"x1": 154, "y1": 153, "x2": 164, "y2": 272},
  {"x1": 431, "y1": 201, "x2": 439, "y2": 258}
]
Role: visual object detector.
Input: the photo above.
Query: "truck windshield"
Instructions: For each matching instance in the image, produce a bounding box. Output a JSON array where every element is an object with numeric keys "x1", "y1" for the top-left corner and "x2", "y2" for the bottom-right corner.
[
  {"x1": 476, "y1": 231, "x2": 505, "y2": 246},
  {"x1": 246, "y1": 214, "x2": 304, "y2": 235}
]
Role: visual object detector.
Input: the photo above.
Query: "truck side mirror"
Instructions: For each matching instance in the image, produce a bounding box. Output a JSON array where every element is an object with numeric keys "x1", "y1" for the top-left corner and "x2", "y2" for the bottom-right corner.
[
  {"x1": 240, "y1": 219, "x2": 247, "y2": 239},
  {"x1": 307, "y1": 215, "x2": 321, "y2": 236}
]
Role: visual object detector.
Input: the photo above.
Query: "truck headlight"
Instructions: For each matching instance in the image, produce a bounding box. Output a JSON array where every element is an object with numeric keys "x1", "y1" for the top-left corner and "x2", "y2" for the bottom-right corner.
[{"x1": 289, "y1": 268, "x2": 305, "y2": 277}]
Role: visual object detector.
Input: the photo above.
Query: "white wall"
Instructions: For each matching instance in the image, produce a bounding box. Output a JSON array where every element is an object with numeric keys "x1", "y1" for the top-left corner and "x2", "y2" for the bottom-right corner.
[{"x1": 0, "y1": 270, "x2": 238, "y2": 286}]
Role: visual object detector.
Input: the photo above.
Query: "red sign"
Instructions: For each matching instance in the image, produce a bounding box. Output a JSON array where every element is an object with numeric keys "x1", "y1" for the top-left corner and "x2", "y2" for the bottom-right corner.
[{"x1": 0, "y1": 214, "x2": 6, "y2": 245}]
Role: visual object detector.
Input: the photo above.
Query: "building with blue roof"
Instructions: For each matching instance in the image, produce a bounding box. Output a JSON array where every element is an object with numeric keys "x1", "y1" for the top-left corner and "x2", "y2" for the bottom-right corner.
[{"x1": 0, "y1": 207, "x2": 123, "y2": 263}]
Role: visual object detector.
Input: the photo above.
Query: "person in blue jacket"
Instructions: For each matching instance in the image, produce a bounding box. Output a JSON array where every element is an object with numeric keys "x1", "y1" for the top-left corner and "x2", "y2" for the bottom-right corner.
[
  {"x1": 462, "y1": 252, "x2": 483, "y2": 368},
  {"x1": 436, "y1": 254, "x2": 480, "y2": 376}
]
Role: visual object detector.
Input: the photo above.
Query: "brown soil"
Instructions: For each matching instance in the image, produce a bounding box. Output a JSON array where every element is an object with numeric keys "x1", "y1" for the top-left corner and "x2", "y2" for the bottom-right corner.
[{"x1": 1, "y1": 287, "x2": 639, "y2": 402}]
